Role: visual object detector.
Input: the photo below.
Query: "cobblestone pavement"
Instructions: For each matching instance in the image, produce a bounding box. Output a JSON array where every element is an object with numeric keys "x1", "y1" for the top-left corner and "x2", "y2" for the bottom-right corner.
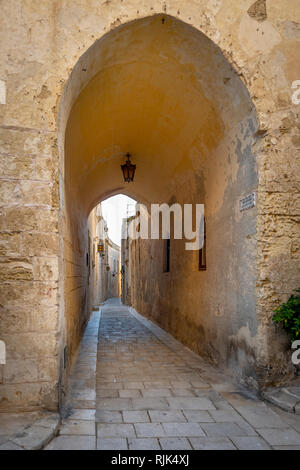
[{"x1": 46, "y1": 299, "x2": 300, "y2": 450}]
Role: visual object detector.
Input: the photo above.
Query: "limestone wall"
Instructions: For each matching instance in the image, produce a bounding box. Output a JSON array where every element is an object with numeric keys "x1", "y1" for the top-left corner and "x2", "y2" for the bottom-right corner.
[{"x1": 105, "y1": 240, "x2": 121, "y2": 299}]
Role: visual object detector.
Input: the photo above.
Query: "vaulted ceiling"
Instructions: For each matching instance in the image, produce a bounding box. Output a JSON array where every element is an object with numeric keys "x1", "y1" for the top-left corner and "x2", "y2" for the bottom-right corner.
[{"x1": 65, "y1": 15, "x2": 253, "y2": 214}]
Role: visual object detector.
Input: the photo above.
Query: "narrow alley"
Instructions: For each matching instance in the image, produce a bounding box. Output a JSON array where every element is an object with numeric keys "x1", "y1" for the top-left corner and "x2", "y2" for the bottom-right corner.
[{"x1": 46, "y1": 299, "x2": 300, "y2": 450}]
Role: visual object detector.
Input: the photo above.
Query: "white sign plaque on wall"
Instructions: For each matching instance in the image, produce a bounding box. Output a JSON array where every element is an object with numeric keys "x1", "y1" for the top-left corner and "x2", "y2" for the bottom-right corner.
[
  {"x1": 0, "y1": 340, "x2": 6, "y2": 364},
  {"x1": 240, "y1": 192, "x2": 256, "y2": 212},
  {"x1": 0, "y1": 80, "x2": 6, "y2": 105}
]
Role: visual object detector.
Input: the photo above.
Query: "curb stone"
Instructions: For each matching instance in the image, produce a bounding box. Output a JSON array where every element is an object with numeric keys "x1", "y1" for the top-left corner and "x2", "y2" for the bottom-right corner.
[
  {"x1": 0, "y1": 413, "x2": 60, "y2": 451},
  {"x1": 262, "y1": 387, "x2": 300, "y2": 414}
]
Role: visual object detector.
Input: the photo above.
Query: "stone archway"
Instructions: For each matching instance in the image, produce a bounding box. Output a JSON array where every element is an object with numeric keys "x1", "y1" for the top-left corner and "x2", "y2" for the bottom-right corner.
[{"x1": 59, "y1": 14, "x2": 261, "y2": 400}]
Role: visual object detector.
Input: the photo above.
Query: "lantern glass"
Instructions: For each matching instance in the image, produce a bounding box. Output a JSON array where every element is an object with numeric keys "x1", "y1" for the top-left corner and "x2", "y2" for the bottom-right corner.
[
  {"x1": 121, "y1": 153, "x2": 136, "y2": 183},
  {"x1": 128, "y1": 164, "x2": 136, "y2": 181},
  {"x1": 122, "y1": 165, "x2": 129, "y2": 181}
]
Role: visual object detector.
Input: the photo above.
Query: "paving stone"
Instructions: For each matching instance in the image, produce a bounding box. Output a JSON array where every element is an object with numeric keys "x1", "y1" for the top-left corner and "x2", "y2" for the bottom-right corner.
[
  {"x1": 71, "y1": 389, "x2": 96, "y2": 401},
  {"x1": 271, "y1": 406, "x2": 300, "y2": 433},
  {"x1": 209, "y1": 409, "x2": 243, "y2": 422},
  {"x1": 149, "y1": 410, "x2": 187, "y2": 423},
  {"x1": 97, "y1": 423, "x2": 135, "y2": 438},
  {"x1": 231, "y1": 436, "x2": 271, "y2": 450},
  {"x1": 123, "y1": 382, "x2": 144, "y2": 389},
  {"x1": 201, "y1": 422, "x2": 249, "y2": 437},
  {"x1": 123, "y1": 411, "x2": 149, "y2": 423},
  {"x1": 12, "y1": 425, "x2": 56, "y2": 450},
  {"x1": 97, "y1": 389, "x2": 119, "y2": 398},
  {"x1": 128, "y1": 438, "x2": 160, "y2": 450},
  {"x1": 162, "y1": 422, "x2": 205, "y2": 437},
  {"x1": 96, "y1": 382, "x2": 122, "y2": 389},
  {"x1": 97, "y1": 398, "x2": 133, "y2": 410},
  {"x1": 183, "y1": 410, "x2": 214, "y2": 423},
  {"x1": 167, "y1": 397, "x2": 216, "y2": 410},
  {"x1": 212, "y1": 382, "x2": 239, "y2": 393},
  {"x1": 35, "y1": 414, "x2": 60, "y2": 431},
  {"x1": 273, "y1": 445, "x2": 300, "y2": 450},
  {"x1": 96, "y1": 410, "x2": 123, "y2": 423},
  {"x1": 70, "y1": 399, "x2": 96, "y2": 409},
  {"x1": 221, "y1": 392, "x2": 263, "y2": 408},
  {"x1": 59, "y1": 419, "x2": 95, "y2": 436},
  {"x1": 0, "y1": 436, "x2": 9, "y2": 445},
  {"x1": 0, "y1": 412, "x2": 48, "y2": 437},
  {"x1": 142, "y1": 389, "x2": 172, "y2": 398},
  {"x1": 235, "y1": 405, "x2": 287, "y2": 428},
  {"x1": 257, "y1": 428, "x2": 300, "y2": 446},
  {"x1": 171, "y1": 389, "x2": 195, "y2": 397},
  {"x1": 143, "y1": 381, "x2": 171, "y2": 388},
  {"x1": 171, "y1": 381, "x2": 192, "y2": 389},
  {"x1": 119, "y1": 389, "x2": 142, "y2": 398},
  {"x1": 132, "y1": 398, "x2": 170, "y2": 410},
  {"x1": 233, "y1": 420, "x2": 258, "y2": 436},
  {"x1": 189, "y1": 437, "x2": 236, "y2": 450},
  {"x1": 190, "y1": 379, "x2": 210, "y2": 388},
  {"x1": 0, "y1": 441, "x2": 24, "y2": 450},
  {"x1": 97, "y1": 438, "x2": 127, "y2": 450},
  {"x1": 194, "y1": 390, "x2": 232, "y2": 409},
  {"x1": 45, "y1": 435, "x2": 96, "y2": 450},
  {"x1": 66, "y1": 409, "x2": 95, "y2": 421},
  {"x1": 135, "y1": 423, "x2": 165, "y2": 437},
  {"x1": 159, "y1": 438, "x2": 192, "y2": 450}
]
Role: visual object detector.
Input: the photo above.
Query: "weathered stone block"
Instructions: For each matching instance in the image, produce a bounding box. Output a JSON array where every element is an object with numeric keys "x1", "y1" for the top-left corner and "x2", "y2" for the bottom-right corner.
[
  {"x1": 0, "y1": 155, "x2": 35, "y2": 179},
  {"x1": 259, "y1": 191, "x2": 300, "y2": 216},
  {"x1": 35, "y1": 157, "x2": 53, "y2": 181},
  {"x1": 0, "y1": 282, "x2": 58, "y2": 332},
  {"x1": 3, "y1": 207, "x2": 58, "y2": 233},
  {"x1": 37, "y1": 357, "x2": 58, "y2": 382},
  {"x1": 2, "y1": 332, "x2": 57, "y2": 359},
  {"x1": 21, "y1": 232, "x2": 58, "y2": 257},
  {"x1": 0, "y1": 382, "x2": 58, "y2": 411},
  {"x1": 46, "y1": 435, "x2": 96, "y2": 450},
  {"x1": 20, "y1": 181, "x2": 53, "y2": 206},
  {"x1": 0, "y1": 232, "x2": 21, "y2": 256},
  {"x1": 3, "y1": 359, "x2": 38, "y2": 383},
  {"x1": 0, "y1": 180, "x2": 53, "y2": 206},
  {"x1": 0, "y1": 128, "x2": 54, "y2": 158},
  {"x1": 0, "y1": 259, "x2": 33, "y2": 281},
  {"x1": 33, "y1": 257, "x2": 58, "y2": 281}
]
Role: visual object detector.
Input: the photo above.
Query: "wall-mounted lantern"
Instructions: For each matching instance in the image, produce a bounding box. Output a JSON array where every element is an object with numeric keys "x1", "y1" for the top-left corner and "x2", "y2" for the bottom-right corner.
[
  {"x1": 121, "y1": 153, "x2": 136, "y2": 183},
  {"x1": 98, "y1": 243, "x2": 105, "y2": 258}
]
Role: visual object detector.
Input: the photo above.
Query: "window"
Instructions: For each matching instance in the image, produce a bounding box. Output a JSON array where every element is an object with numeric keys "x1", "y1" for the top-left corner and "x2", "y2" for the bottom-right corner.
[
  {"x1": 199, "y1": 218, "x2": 206, "y2": 271},
  {"x1": 163, "y1": 238, "x2": 170, "y2": 272}
]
